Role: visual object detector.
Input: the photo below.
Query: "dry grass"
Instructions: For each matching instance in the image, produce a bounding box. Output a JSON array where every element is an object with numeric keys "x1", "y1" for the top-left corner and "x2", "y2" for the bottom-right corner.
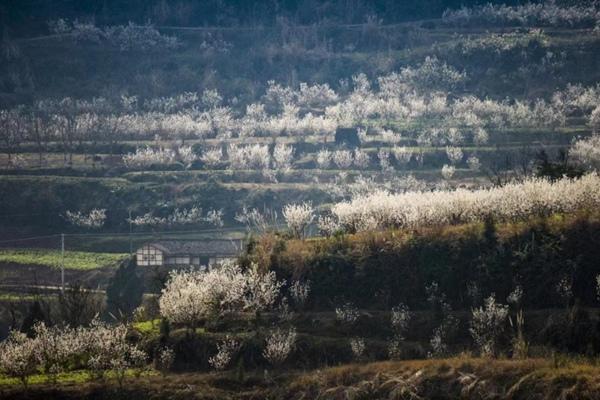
[{"x1": 3, "y1": 357, "x2": 600, "y2": 399}]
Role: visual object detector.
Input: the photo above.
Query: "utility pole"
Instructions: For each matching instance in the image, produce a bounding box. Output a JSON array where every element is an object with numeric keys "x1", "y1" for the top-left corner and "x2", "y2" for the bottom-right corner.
[
  {"x1": 60, "y1": 233, "x2": 65, "y2": 291},
  {"x1": 129, "y1": 210, "x2": 133, "y2": 255}
]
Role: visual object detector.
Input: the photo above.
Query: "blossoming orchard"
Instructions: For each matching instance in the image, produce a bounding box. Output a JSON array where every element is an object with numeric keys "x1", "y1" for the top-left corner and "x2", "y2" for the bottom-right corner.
[{"x1": 3, "y1": 0, "x2": 600, "y2": 397}]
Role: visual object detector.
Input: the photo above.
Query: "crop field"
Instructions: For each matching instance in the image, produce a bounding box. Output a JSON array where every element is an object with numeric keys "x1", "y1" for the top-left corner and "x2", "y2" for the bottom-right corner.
[{"x1": 0, "y1": 248, "x2": 127, "y2": 270}]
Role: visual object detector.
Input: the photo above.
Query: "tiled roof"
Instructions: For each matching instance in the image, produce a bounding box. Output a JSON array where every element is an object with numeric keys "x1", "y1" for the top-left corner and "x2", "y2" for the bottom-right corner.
[{"x1": 146, "y1": 240, "x2": 243, "y2": 255}]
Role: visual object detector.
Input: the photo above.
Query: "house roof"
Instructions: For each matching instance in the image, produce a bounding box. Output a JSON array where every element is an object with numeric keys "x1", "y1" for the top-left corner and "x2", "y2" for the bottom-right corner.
[{"x1": 146, "y1": 240, "x2": 243, "y2": 256}]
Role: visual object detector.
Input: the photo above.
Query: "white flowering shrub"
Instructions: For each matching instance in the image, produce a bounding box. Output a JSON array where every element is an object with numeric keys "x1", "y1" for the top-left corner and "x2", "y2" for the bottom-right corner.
[
  {"x1": 64, "y1": 208, "x2": 106, "y2": 229},
  {"x1": 227, "y1": 144, "x2": 271, "y2": 170},
  {"x1": 317, "y1": 214, "x2": 341, "y2": 236},
  {"x1": 316, "y1": 149, "x2": 332, "y2": 169},
  {"x1": 235, "y1": 206, "x2": 278, "y2": 232},
  {"x1": 209, "y1": 337, "x2": 241, "y2": 370},
  {"x1": 445, "y1": 146, "x2": 464, "y2": 165},
  {"x1": 570, "y1": 135, "x2": 600, "y2": 171},
  {"x1": 263, "y1": 328, "x2": 297, "y2": 366},
  {"x1": 332, "y1": 150, "x2": 354, "y2": 169},
  {"x1": 282, "y1": 202, "x2": 315, "y2": 238},
  {"x1": 273, "y1": 143, "x2": 294, "y2": 172},
  {"x1": 467, "y1": 155, "x2": 481, "y2": 172},
  {"x1": 441, "y1": 164, "x2": 455, "y2": 180},
  {"x1": 353, "y1": 148, "x2": 370, "y2": 169},
  {"x1": 177, "y1": 145, "x2": 197, "y2": 168},
  {"x1": 123, "y1": 146, "x2": 176, "y2": 167},
  {"x1": 349, "y1": 337, "x2": 366, "y2": 360},
  {"x1": 392, "y1": 146, "x2": 413, "y2": 166},
  {"x1": 556, "y1": 276, "x2": 573, "y2": 306},
  {"x1": 470, "y1": 294, "x2": 509, "y2": 357},
  {"x1": 297, "y1": 82, "x2": 339, "y2": 109},
  {"x1": 388, "y1": 303, "x2": 411, "y2": 360},
  {"x1": 507, "y1": 285, "x2": 523, "y2": 307},
  {"x1": 378, "y1": 148, "x2": 392, "y2": 172},
  {"x1": 200, "y1": 147, "x2": 224, "y2": 168},
  {"x1": 335, "y1": 302, "x2": 360, "y2": 325},
  {"x1": 159, "y1": 262, "x2": 284, "y2": 327},
  {"x1": 155, "y1": 347, "x2": 175, "y2": 376},
  {"x1": 289, "y1": 280, "x2": 311, "y2": 308},
  {"x1": 380, "y1": 129, "x2": 402, "y2": 144}
]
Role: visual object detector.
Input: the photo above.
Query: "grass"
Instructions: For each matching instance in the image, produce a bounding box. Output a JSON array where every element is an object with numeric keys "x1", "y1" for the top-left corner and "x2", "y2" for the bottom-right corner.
[
  {"x1": 2, "y1": 357, "x2": 600, "y2": 399},
  {"x1": 0, "y1": 368, "x2": 155, "y2": 387},
  {"x1": 0, "y1": 248, "x2": 128, "y2": 270},
  {"x1": 133, "y1": 319, "x2": 162, "y2": 335}
]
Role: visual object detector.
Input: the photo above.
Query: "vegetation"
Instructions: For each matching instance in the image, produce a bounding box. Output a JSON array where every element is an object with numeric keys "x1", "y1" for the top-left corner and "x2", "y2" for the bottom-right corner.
[
  {"x1": 2, "y1": 0, "x2": 600, "y2": 398},
  {"x1": 0, "y1": 248, "x2": 127, "y2": 270}
]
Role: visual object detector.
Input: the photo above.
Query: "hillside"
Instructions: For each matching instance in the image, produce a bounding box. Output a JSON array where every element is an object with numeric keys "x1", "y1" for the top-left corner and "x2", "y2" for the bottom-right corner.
[{"x1": 2, "y1": 1, "x2": 600, "y2": 399}]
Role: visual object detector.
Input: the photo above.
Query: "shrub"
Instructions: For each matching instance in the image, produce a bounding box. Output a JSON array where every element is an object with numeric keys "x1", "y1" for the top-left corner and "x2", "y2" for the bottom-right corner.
[{"x1": 470, "y1": 294, "x2": 509, "y2": 358}]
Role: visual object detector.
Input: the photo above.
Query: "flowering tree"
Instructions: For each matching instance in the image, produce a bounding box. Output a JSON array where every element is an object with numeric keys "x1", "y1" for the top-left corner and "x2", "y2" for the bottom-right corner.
[
  {"x1": 330, "y1": 174, "x2": 600, "y2": 233},
  {"x1": 282, "y1": 202, "x2": 315, "y2": 238},
  {"x1": 209, "y1": 336, "x2": 241, "y2": 370},
  {"x1": 441, "y1": 164, "x2": 456, "y2": 180},
  {"x1": 273, "y1": 143, "x2": 294, "y2": 172},
  {"x1": 200, "y1": 147, "x2": 224, "y2": 168},
  {"x1": 335, "y1": 302, "x2": 360, "y2": 326},
  {"x1": 570, "y1": 135, "x2": 600, "y2": 170},
  {"x1": 159, "y1": 262, "x2": 285, "y2": 327},
  {"x1": 316, "y1": 149, "x2": 332, "y2": 169},
  {"x1": 262, "y1": 328, "x2": 297, "y2": 366},
  {"x1": 0, "y1": 331, "x2": 39, "y2": 387},
  {"x1": 349, "y1": 337, "x2": 366, "y2": 360},
  {"x1": 332, "y1": 150, "x2": 354, "y2": 169},
  {"x1": 469, "y1": 294, "x2": 509, "y2": 358},
  {"x1": 445, "y1": 146, "x2": 464, "y2": 165},
  {"x1": 64, "y1": 208, "x2": 106, "y2": 229},
  {"x1": 289, "y1": 280, "x2": 311, "y2": 309},
  {"x1": 388, "y1": 304, "x2": 411, "y2": 359}
]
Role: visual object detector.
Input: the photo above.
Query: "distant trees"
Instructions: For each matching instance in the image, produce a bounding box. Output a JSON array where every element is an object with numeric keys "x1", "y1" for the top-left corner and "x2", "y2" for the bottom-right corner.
[
  {"x1": 443, "y1": 2, "x2": 600, "y2": 28},
  {"x1": 48, "y1": 19, "x2": 180, "y2": 51}
]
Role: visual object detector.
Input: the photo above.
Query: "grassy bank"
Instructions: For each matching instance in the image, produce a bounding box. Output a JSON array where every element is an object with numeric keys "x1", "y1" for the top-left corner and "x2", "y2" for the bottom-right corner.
[{"x1": 1, "y1": 357, "x2": 600, "y2": 399}]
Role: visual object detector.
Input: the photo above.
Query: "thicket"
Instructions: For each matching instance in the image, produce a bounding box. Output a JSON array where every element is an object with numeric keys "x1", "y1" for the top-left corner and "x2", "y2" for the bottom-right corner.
[{"x1": 245, "y1": 212, "x2": 600, "y2": 311}]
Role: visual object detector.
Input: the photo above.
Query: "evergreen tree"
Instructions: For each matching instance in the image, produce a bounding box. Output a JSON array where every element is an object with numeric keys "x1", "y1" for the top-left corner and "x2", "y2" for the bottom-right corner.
[{"x1": 106, "y1": 257, "x2": 144, "y2": 320}]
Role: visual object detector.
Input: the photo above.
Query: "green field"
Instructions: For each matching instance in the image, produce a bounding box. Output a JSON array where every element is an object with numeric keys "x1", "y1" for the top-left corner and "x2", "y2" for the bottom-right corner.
[{"x1": 0, "y1": 248, "x2": 128, "y2": 270}]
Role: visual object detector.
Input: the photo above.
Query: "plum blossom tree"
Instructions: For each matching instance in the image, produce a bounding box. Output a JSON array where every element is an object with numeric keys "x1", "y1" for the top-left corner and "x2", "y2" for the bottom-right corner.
[
  {"x1": 200, "y1": 147, "x2": 224, "y2": 168},
  {"x1": 64, "y1": 208, "x2": 107, "y2": 229},
  {"x1": 159, "y1": 262, "x2": 284, "y2": 327},
  {"x1": 441, "y1": 164, "x2": 456, "y2": 180},
  {"x1": 0, "y1": 331, "x2": 39, "y2": 387},
  {"x1": 209, "y1": 336, "x2": 241, "y2": 370},
  {"x1": 331, "y1": 174, "x2": 600, "y2": 233},
  {"x1": 282, "y1": 202, "x2": 315, "y2": 238},
  {"x1": 272, "y1": 143, "x2": 294, "y2": 172},
  {"x1": 262, "y1": 328, "x2": 297, "y2": 366},
  {"x1": 316, "y1": 149, "x2": 332, "y2": 169},
  {"x1": 470, "y1": 294, "x2": 509, "y2": 357},
  {"x1": 332, "y1": 150, "x2": 354, "y2": 169}
]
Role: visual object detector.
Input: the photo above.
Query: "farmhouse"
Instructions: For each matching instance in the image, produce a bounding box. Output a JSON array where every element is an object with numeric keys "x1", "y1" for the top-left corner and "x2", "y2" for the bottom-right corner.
[{"x1": 136, "y1": 240, "x2": 243, "y2": 267}]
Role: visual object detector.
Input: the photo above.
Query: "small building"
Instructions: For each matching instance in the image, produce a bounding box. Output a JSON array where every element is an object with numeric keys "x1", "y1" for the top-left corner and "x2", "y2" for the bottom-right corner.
[{"x1": 136, "y1": 240, "x2": 243, "y2": 267}]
